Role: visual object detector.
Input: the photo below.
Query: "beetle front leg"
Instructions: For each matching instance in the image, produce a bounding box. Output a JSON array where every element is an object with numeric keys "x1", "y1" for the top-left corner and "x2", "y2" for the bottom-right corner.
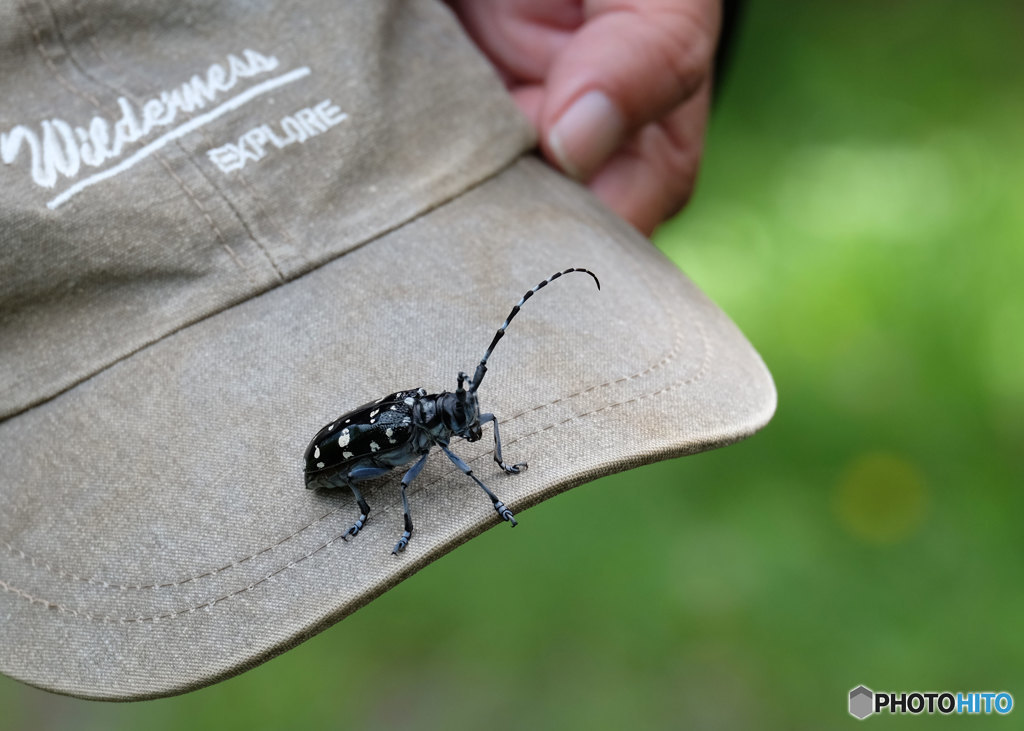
[
  {"x1": 479, "y1": 413, "x2": 527, "y2": 474},
  {"x1": 440, "y1": 444, "x2": 517, "y2": 527}
]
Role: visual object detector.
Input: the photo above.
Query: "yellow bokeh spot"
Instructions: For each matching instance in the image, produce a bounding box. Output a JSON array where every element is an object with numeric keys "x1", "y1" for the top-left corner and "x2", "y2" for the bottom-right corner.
[{"x1": 834, "y1": 452, "x2": 927, "y2": 544}]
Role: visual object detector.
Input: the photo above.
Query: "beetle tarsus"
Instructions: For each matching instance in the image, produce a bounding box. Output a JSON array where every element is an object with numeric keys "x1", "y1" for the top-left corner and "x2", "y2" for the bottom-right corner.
[
  {"x1": 345, "y1": 514, "x2": 367, "y2": 539},
  {"x1": 494, "y1": 500, "x2": 517, "y2": 527},
  {"x1": 499, "y1": 461, "x2": 527, "y2": 474},
  {"x1": 392, "y1": 530, "x2": 411, "y2": 555}
]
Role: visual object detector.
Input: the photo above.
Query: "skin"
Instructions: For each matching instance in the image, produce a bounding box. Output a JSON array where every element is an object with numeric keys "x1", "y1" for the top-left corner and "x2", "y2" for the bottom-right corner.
[{"x1": 448, "y1": 0, "x2": 722, "y2": 235}]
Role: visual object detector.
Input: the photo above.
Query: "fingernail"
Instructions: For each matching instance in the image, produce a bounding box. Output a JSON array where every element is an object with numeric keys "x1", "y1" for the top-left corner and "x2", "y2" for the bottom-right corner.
[{"x1": 548, "y1": 90, "x2": 626, "y2": 181}]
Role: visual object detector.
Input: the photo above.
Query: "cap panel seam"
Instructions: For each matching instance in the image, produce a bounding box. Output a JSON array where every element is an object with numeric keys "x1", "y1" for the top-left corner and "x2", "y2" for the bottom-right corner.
[
  {"x1": 55, "y1": 0, "x2": 286, "y2": 281},
  {"x1": 18, "y1": 0, "x2": 105, "y2": 108},
  {"x1": 67, "y1": 0, "x2": 295, "y2": 281},
  {"x1": 15, "y1": 0, "x2": 257, "y2": 280}
]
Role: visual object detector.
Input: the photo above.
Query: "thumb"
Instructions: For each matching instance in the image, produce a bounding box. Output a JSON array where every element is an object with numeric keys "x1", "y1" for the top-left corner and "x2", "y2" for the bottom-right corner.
[{"x1": 540, "y1": 0, "x2": 720, "y2": 181}]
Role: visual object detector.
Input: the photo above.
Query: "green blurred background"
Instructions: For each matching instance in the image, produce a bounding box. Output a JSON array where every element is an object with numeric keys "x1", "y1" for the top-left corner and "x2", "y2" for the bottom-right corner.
[{"x1": 3, "y1": 1, "x2": 1022, "y2": 728}]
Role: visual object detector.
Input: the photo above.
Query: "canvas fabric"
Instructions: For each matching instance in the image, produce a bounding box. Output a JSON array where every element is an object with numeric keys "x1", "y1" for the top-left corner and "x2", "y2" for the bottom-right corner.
[{"x1": 0, "y1": 0, "x2": 775, "y2": 699}]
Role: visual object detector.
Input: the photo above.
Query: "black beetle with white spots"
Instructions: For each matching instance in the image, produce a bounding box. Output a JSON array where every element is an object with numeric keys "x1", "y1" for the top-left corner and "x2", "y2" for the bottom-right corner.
[{"x1": 303, "y1": 268, "x2": 601, "y2": 555}]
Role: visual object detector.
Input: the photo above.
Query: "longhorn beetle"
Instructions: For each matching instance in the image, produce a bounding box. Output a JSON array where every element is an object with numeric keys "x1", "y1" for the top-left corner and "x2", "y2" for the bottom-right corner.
[{"x1": 304, "y1": 268, "x2": 601, "y2": 554}]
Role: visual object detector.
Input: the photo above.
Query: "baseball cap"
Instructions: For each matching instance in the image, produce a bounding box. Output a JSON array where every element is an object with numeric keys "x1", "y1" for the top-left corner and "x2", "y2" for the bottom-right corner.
[{"x1": 0, "y1": 0, "x2": 775, "y2": 700}]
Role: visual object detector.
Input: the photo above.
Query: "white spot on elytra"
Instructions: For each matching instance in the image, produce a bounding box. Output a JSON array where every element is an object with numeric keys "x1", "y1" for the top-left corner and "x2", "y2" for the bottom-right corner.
[
  {"x1": 370, "y1": 408, "x2": 379, "y2": 417},
  {"x1": 343, "y1": 451, "x2": 353, "y2": 459},
  {"x1": 338, "y1": 429, "x2": 350, "y2": 448},
  {"x1": 316, "y1": 461, "x2": 325, "y2": 469},
  {"x1": 404, "y1": 397, "x2": 414, "y2": 406},
  {"x1": 313, "y1": 446, "x2": 320, "y2": 459},
  {"x1": 370, "y1": 441, "x2": 379, "y2": 452}
]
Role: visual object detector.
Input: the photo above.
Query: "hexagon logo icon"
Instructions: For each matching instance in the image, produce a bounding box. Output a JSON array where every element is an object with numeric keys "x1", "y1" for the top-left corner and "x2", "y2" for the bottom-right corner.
[{"x1": 849, "y1": 686, "x2": 874, "y2": 720}]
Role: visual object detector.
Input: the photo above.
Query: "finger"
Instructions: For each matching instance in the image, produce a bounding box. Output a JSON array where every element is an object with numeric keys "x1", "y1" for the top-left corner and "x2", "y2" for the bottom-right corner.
[
  {"x1": 588, "y1": 77, "x2": 712, "y2": 235},
  {"x1": 541, "y1": 0, "x2": 720, "y2": 181},
  {"x1": 510, "y1": 84, "x2": 546, "y2": 127},
  {"x1": 446, "y1": 0, "x2": 582, "y2": 84}
]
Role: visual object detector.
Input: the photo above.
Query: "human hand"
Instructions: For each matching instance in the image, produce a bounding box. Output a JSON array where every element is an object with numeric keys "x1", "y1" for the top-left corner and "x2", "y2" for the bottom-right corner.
[{"x1": 449, "y1": 0, "x2": 722, "y2": 235}]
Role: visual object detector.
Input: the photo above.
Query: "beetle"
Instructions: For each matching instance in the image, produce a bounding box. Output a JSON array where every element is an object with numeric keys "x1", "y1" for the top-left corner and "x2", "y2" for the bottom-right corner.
[{"x1": 304, "y1": 267, "x2": 601, "y2": 554}]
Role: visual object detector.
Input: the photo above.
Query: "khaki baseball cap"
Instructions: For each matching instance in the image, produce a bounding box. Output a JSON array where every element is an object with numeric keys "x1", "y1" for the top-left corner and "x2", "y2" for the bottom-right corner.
[{"x1": 0, "y1": 0, "x2": 775, "y2": 700}]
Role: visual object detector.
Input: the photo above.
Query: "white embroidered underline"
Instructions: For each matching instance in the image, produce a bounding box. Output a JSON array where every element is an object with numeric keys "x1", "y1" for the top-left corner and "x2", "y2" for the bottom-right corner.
[{"x1": 46, "y1": 66, "x2": 312, "y2": 210}]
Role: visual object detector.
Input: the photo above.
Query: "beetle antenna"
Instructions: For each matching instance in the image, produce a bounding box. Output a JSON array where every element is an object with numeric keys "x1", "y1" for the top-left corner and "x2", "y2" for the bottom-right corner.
[{"x1": 469, "y1": 268, "x2": 600, "y2": 393}]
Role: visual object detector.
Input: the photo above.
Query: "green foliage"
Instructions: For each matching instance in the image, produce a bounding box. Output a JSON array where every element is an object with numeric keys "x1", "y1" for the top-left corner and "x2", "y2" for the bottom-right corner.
[{"x1": 3, "y1": 1, "x2": 1022, "y2": 727}]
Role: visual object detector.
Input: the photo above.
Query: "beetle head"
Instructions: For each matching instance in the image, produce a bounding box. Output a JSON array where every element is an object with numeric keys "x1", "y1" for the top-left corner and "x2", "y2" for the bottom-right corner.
[{"x1": 453, "y1": 371, "x2": 482, "y2": 441}]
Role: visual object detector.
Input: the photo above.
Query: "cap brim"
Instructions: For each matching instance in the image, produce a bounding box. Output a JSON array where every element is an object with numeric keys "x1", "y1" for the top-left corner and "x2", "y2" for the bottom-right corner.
[{"x1": 0, "y1": 156, "x2": 775, "y2": 700}]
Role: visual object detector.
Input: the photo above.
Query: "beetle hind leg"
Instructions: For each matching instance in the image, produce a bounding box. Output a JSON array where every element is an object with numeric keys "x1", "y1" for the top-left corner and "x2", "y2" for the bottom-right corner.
[
  {"x1": 336, "y1": 466, "x2": 389, "y2": 540},
  {"x1": 342, "y1": 483, "x2": 372, "y2": 540}
]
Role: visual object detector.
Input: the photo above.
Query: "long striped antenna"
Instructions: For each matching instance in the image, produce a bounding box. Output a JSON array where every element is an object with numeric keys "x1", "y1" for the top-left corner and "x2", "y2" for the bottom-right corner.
[{"x1": 469, "y1": 268, "x2": 601, "y2": 393}]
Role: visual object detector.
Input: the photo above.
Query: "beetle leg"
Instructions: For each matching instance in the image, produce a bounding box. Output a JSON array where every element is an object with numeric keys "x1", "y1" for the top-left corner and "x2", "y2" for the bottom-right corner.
[
  {"x1": 341, "y1": 467, "x2": 389, "y2": 540},
  {"x1": 393, "y1": 453, "x2": 429, "y2": 555},
  {"x1": 439, "y1": 444, "x2": 517, "y2": 527},
  {"x1": 479, "y1": 413, "x2": 527, "y2": 474},
  {"x1": 339, "y1": 483, "x2": 372, "y2": 540},
  {"x1": 347, "y1": 466, "x2": 392, "y2": 481}
]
